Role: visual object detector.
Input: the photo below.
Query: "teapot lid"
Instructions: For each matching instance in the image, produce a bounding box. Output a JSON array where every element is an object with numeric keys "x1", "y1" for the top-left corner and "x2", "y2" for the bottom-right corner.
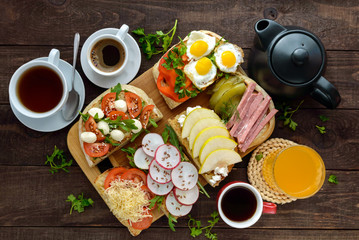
[{"x1": 270, "y1": 31, "x2": 324, "y2": 85}]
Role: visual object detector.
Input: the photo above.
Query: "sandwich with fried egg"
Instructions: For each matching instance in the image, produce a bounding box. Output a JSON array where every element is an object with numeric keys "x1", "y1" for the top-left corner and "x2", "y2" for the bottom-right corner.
[{"x1": 153, "y1": 30, "x2": 246, "y2": 109}]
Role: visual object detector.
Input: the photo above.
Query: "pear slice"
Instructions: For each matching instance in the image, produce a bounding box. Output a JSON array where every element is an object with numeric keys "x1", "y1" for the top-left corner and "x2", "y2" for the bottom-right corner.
[
  {"x1": 192, "y1": 126, "x2": 229, "y2": 158},
  {"x1": 199, "y1": 136, "x2": 237, "y2": 164},
  {"x1": 188, "y1": 118, "x2": 225, "y2": 151},
  {"x1": 199, "y1": 149, "x2": 242, "y2": 174},
  {"x1": 182, "y1": 108, "x2": 220, "y2": 139}
]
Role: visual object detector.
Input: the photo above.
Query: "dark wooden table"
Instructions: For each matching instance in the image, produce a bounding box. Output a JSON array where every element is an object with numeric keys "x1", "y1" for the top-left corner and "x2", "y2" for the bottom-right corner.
[{"x1": 1, "y1": 0, "x2": 358, "y2": 239}]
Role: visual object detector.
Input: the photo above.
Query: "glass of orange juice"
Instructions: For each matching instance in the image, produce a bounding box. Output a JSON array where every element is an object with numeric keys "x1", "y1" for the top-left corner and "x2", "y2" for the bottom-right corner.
[{"x1": 262, "y1": 145, "x2": 326, "y2": 199}]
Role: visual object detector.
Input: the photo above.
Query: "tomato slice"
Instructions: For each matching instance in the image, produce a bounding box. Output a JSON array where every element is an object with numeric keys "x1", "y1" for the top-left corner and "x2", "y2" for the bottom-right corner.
[
  {"x1": 101, "y1": 92, "x2": 117, "y2": 116},
  {"x1": 108, "y1": 111, "x2": 129, "y2": 121},
  {"x1": 140, "y1": 105, "x2": 154, "y2": 129},
  {"x1": 104, "y1": 167, "x2": 128, "y2": 189},
  {"x1": 121, "y1": 168, "x2": 147, "y2": 185},
  {"x1": 85, "y1": 116, "x2": 106, "y2": 141},
  {"x1": 141, "y1": 185, "x2": 155, "y2": 201},
  {"x1": 129, "y1": 209, "x2": 153, "y2": 230},
  {"x1": 125, "y1": 92, "x2": 142, "y2": 119},
  {"x1": 83, "y1": 142, "x2": 110, "y2": 158}
]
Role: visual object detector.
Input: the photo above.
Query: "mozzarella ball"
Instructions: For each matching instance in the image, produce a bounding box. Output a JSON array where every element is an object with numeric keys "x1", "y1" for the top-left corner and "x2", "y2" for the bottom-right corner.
[
  {"x1": 114, "y1": 99, "x2": 127, "y2": 112},
  {"x1": 186, "y1": 31, "x2": 216, "y2": 60},
  {"x1": 132, "y1": 119, "x2": 143, "y2": 134},
  {"x1": 214, "y1": 43, "x2": 243, "y2": 73},
  {"x1": 88, "y1": 107, "x2": 104, "y2": 119},
  {"x1": 80, "y1": 132, "x2": 97, "y2": 143},
  {"x1": 97, "y1": 121, "x2": 110, "y2": 135},
  {"x1": 110, "y1": 129, "x2": 125, "y2": 142},
  {"x1": 184, "y1": 57, "x2": 217, "y2": 89}
]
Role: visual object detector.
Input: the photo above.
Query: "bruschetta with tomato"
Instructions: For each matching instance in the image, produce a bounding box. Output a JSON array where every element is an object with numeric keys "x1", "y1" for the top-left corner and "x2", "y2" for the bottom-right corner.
[
  {"x1": 78, "y1": 84, "x2": 163, "y2": 167},
  {"x1": 153, "y1": 30, "x2": 246, "y2": 109}
]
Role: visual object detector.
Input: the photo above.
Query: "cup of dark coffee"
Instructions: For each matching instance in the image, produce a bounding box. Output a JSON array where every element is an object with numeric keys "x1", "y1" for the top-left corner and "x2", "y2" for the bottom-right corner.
[
  {"x1": 87, "y1": 24, "x2": 129, "y2": 77},
  {"x1": 217, "y1": 181, "x2": 277, "y2": 228},
  {"x1": 8, "y1": 49, "x2": 68, "y2": 119}
]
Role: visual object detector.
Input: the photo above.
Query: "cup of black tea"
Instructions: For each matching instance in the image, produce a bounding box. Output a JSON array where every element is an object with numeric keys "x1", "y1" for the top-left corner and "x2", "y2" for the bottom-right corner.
[
  {"x1": 217, "y1": 181, "x2": 277, "y2": 228},
  {"x1": 8, "y1": 49, "x2": 68, "y2": 119},
  {"x1": 87, "y1": 24, "x2": 129, "y2": 77}
]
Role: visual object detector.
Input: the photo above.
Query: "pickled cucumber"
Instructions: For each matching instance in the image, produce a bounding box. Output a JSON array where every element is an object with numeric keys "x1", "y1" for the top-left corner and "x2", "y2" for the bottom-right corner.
[{"x1": 214, "y1": 83, "x2": 246, "y2": 114}]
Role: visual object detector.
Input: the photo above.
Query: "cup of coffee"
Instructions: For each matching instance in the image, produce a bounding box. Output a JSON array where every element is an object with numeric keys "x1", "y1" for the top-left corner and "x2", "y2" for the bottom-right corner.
[
  {"x1": 217, "y1": 181, "x2": 276, "y2": 228},
  {"x1": 8, "y1": 49, "x2": 68, "y2": 119},
  {"x1": 87, "y1": 24, "x2": 129, "y2": 76}
]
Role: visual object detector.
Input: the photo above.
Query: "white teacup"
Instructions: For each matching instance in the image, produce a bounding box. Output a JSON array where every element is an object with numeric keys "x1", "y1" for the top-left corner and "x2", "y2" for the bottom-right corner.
[
  {"x1": 9, "y1": 49, "x2": 68, "y2": 119},
  {"x1": 87, "y1": 24, "x2": 129, "y2": 77},
  {"x1": 217, "y1": 181, "x2": 277, "y2": 228}
]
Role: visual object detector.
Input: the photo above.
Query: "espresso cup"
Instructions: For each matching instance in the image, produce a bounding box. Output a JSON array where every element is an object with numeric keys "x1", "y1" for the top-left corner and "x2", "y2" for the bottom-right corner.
[
  {"x1": 87, "y1": 24, "x2": 129, "y2": 77},
  {"x1": 217, "y1": 181, "x2": 276, "y2": 228},
  {"x1": 9, "y1": 49, "x2": 68, "y2": 119}
]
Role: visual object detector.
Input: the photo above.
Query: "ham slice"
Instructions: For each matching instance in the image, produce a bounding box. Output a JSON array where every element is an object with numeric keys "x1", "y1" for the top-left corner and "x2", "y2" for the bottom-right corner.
[
  {"x1": 237, "y1": 95, "x2": 271, "y2": 144},
  {"x1": 226, "y1": 82, "x2": 256, "y2": 129},
  {"x1": 240, "y1": 108, "x2": 278, "y2": 152},
  {"x1": 231, "y1": 93, "x2": 263, "y2": 137}
]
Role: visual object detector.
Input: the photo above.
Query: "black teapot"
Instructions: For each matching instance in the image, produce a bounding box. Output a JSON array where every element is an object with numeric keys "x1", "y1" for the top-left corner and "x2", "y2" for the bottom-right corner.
[{"x1": 248, "y1": 19, "x2": 341, "y2": 108}]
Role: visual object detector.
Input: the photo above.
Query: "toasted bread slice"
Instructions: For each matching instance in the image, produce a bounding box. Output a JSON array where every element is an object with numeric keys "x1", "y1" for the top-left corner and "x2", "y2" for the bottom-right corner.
[
  {"x1": 153, "y1": 30, "x2": 245, "y2": 109},
  {"x1": 167, "y1": 75, "x2": 275, "y2": 187},
  {"x1": 79, "y1": 85, "x2": 163, "y2": 167}
]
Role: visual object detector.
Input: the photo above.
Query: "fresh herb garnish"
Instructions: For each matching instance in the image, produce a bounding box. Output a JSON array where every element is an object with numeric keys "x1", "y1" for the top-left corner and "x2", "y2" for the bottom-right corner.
[
  {"x1": 121, "y1": 146, "x2": 136, "y2": 167},
  {"x1": 163, "y1": 125, "x2": 186, "y2": 161},
  {"x1": 197, "y1": 181, "x2": 210, "y2": 198},
  {"x1": 104, "y1": 136, "x2": 122, "y2": 146},
  {"x1": 188, "y1": 211, "x2": 219, "y2": 240},
  {"x1": 168, "y1": 213, "x2": 178, "y2": 232},
  {"x1": 111, "y1": 83, "x2": 122, "y2": 99},
  {"x1": 66, "y1": 193, "x2": 94, "y2": 214},
  {"x1": 219, "y1": 99, "x2": 237, "y2": 124},
  {"x1": 103, "y1": 118, "x2": 137, "y2": 132},
  {"x1": 255, "y1": 152, "x2": 263, "y2": 161},
  {"x1": 130, "y1": 129, "x2": 144, "y2": 142},
  {"x1": 79, "y1": 111, "x2": 89, "y2": 122},
  {"x1": 319, "y1": 115, "x2": 329, "y2": 122},
  {"x1": 149, "y1": 195, "x2": 165, "y2": 210},
  {"x1": 316, "y1": 125, "x2": 326, "y2": 134},
  {"x1": 162, "y1": 127, "x2": 169, "y2": 143},
  {"x1": 276, "y1": 100, "x2": 304, "y2": 131},
  {"x1": 328, "y1": 174, "x2": 338, "y2": 184},
  {"x1": 132, "y1": 19, "x2": 178, "y2": 59},
  {"x1": 148, "y1": 117, "x2": 158, "y2": 128},
  {"x1": 45, "y1": 146, "x2": 72, "y2": 174}
]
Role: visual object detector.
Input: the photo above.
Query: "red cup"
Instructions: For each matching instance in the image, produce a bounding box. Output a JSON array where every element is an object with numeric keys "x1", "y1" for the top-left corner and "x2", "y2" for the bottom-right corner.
[{"x1": 217, "y1": 181, "x2": 276, "y2": 228}]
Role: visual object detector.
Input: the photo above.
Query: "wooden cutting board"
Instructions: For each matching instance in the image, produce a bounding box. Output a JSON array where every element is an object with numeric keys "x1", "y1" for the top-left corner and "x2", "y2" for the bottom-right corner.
[{"x1": 67, "y1": 66, "x2": 275, "y2": 235}]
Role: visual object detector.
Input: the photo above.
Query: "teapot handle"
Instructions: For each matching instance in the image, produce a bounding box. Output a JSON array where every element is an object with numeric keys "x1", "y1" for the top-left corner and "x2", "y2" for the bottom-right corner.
[{"x1": 310, "y1": 76, "x2": 341, "y2": 109}]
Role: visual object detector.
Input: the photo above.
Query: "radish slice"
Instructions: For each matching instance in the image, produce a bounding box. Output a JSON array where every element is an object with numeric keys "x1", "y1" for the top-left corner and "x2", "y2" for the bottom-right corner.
[
  {"x1": 147, "y1": 174, "x2": 173, "y2": 196},
  {"x1": 142, "y1": 133, "x2": 164, "y2": 157},
  {"x1": 173, "y1": 186, "x2": 200, "y2": 206},
  {"x1": 165, "y1": 190, "x2": 192, "y2": 217},
  {"x1": 155, "y1": 144, "x2": 181, "y2": 170},
  {"x1": 171, "y1": 162, "x2": 198, "y2": 191},
  {"x1": 133, "y1": 147, "x2": 153, "y2": 170},
  {"x1": 148, "y1": 159, "x2": 172, "y2": 184}
]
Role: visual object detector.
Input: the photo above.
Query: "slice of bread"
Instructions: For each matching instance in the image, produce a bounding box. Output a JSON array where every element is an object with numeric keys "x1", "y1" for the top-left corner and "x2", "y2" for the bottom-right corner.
[
  {"x1": 79, "y1": 85, "x2": 163, "y2": 167},
  {"x1": 152, "y1": 30, "x2": 245, "y2": 109}
]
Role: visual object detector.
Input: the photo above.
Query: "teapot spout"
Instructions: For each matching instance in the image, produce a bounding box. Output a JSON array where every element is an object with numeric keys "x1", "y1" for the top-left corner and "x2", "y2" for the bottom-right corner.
[{"x1": 255, "y1": 19, "x2": 286, "y2": 50}]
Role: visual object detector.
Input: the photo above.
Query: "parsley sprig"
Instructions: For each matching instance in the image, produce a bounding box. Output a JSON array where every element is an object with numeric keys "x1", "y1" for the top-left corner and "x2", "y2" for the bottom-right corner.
[
  {"x1": 149, "y1": 195, "x2": 165, "y2": 210},
  {"x1": 188, "y1": 211, "x2": 219, "y2": 240},
  {"x1": 132, "y1": 20, "x2": 178, "y2": 59},
  {"x1": 66, "y1": 193, "x2": 94, "y2": 214},
  {"x1": 276, "y1": 100, "x2": 304, "y2": 131},
  {"x1": 316, "y1": 125, "x2": 326, "y2": 134},
  {"x1": 168, "y1": 213, "x2": 178, "y2": 232},
  {"x1": 45, "y1": 146, "x2": 72, "y2": 174},
  {"x1": 328, "y1": 174, "x2": 338, "y2": 184},
  {"x1": 121, "y1": 146, "x2": 136, "y2": 168}
]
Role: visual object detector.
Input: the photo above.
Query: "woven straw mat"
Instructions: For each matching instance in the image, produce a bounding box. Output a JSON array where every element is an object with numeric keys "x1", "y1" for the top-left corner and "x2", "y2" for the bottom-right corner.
[{"x1": 248, "y1": 138, "x2": 297, "y2": 204}]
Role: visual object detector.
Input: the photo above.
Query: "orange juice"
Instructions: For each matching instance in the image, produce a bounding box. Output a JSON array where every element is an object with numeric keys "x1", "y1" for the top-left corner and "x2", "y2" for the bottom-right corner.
[{"x1": 273, "y1": 145, "x2": 325, "y2": 198}]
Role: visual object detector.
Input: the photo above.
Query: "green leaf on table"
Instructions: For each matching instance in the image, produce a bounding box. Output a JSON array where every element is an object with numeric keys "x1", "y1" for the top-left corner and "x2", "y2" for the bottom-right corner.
[
  {"x1": 255, "y1": 152, "x2": 263, "y2": 161},
  {"x1": 66, "y1": 193, "x2": 94, "y2": 214},
  {"x1": 319, "y1": 115, "x2": 329, "y2": 122},
  {"x1": 328, "y1": 174, "x2": 338, "y2": 184},
  {"x1": 316, "y1": 125, "x2": 326, "y2": 134},
  {"x1": 45, "y1": 146, "x2": 73, "y2": 174},
  {"x1": 187, "y1": 211, "x2": 219, "y2": 240}
]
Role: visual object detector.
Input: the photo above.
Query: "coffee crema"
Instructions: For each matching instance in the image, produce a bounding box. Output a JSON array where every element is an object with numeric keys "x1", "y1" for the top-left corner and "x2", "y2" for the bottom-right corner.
[
  {"x1": 16, "y1": 66, "x2": 63, "y2": 113},
  {"x1": 90, "y1": 39, "x2": 125, "y2": 73},
  {"x1": 221, "y1": 187, "x2": 257, "y2": 222}
]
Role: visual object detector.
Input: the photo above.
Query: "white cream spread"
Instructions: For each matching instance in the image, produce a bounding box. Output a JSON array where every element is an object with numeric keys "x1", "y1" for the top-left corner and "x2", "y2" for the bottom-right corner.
[
  {"x1": 209, "y1": 166, "x2": 229, "y2": 185},
  {"x1": 177, "y1": 106, "x2": 202, "y2": 127}
]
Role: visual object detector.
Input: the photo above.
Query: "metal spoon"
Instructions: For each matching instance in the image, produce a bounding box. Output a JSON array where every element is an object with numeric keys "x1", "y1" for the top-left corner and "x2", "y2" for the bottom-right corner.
[{"x1": 62, "y1": 33, "x2": 80, "y2": 121}]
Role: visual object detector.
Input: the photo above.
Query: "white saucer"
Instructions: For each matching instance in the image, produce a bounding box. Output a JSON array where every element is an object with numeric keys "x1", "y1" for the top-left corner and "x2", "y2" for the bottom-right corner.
[
  {"x1": 81, "y1": 28, "x2": 141, "y2": 88},
  {"x1": 10, "y1": 57, "x2": 85, "y2": 132}
]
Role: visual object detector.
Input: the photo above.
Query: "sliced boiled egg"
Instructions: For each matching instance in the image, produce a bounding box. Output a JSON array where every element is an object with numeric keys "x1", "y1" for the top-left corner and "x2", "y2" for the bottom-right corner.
[
  {"x1": 214, "y1": 43, "x2": 244, "y2": 73},
  {"x1": 184, "y1": 57, "x2": 217, "y2": 89},
  {"x1": 186, "y1": 31, "x2": 216, "y2": 60}
]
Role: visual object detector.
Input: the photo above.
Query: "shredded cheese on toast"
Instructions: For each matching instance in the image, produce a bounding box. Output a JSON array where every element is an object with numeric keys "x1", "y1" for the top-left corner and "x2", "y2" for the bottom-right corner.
[{"x1": 104, "y1": 179, "x2": 151, "y2": 223}]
